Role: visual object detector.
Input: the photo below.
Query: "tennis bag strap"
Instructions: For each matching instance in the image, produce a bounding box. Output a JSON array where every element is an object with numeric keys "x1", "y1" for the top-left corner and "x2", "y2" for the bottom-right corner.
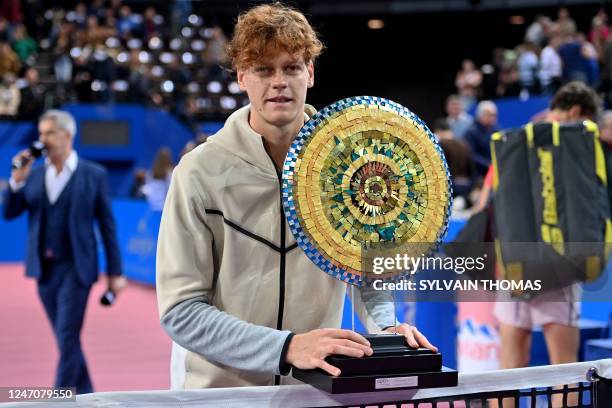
[{"x1": 490, "y1": 121, "x2": 612, "y2": 299}]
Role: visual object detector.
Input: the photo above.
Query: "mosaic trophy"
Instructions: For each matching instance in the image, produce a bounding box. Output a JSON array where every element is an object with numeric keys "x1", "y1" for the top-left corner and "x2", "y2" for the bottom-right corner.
[{"x1": 282, "y1": 97, "x2": 457, "y2": 393}]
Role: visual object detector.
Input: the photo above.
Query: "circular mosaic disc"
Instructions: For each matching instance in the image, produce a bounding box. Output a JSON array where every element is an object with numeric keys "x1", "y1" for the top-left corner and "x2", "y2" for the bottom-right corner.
[{"x1": 282, "y1": 96, "x2": 452, "y2": 286}]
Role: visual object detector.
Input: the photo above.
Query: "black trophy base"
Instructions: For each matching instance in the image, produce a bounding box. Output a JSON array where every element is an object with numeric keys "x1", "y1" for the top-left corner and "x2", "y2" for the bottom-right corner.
[
  {"x1": 292, "y1": 366, "x2": 458, "y2": 394},
  {"x1": 292, "y1": 334, "x2": 458, "y2": 394},
  {"x1": 326, "y1": 334, "x2": 442, "y2": 376}
]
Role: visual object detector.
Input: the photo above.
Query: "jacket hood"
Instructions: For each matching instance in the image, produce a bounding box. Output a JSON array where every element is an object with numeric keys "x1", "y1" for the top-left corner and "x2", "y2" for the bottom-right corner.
[{"x1": 209, "y1": 104, "x2": 317, "y2": 175}]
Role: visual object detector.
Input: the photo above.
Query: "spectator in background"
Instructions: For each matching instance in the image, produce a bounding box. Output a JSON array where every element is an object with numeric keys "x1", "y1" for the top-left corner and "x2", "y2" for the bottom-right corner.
[
  {"x1": 20, "y1": 0, "x2": 43, "y2": 40},
  {"x1": 129, "y1": 169, "x2": 147, "y2": 200},
  {"x1": 70, "y1": 3, "x2": 88, "y2": 30},
  {"x1": 108, "y1": 0, "x2": 122, "y2": 19},
  {"x1": 104, "y1": 10, "x2": 117, "y2": 34},
  {"x1": 170, "y1": 0, "x2": 192, "y2": 37},
  {"x1": 496, "y1": 60, "x2": 521, "y2": 98},
  {"x1": 445, "y1": 94, "x2": 473, "y2": 140},
  {"x1": 18, "y1": 67, "x2": 45, "y2": 120},
  {"x1": 127, "y1": 51, "x2": 151, "y2": 104},
  {"x1": 578, "y1": 32, "x2": 600, "y2": 88},
  {"x1": 455, "y1": 59, "x2": 482, "y2": 111},
  {"x1": 72, "y1": 59, "x2": 93, "y2": 102},
  {"x1": 539, "y1": 33, "x2": 562, "y2": 94},
  {"x1": 11, "y1": 24, "x2": 37, "y2": 65},
  {"x1": 143, "y1": 7, "x2": 160, "y2": 39},
  {"x1": 89, "y1": 45, "x2": 117, "y2": 102},
  {"x1": 589, "y1": 8, "x2": 609, "y2": 57},
  {"x1": 525, "y1": 15, "x2": 552, "y2": 48},
  {"x1": 517, "y1": 42, "x2": 539, "y2": 95},
  {"x1": 45, "y1": 10, "x2": 65, "y2": 46},
  {"x1": 433, "y1": 118, "x2": 475, "y2": 210},
  {"x1": 180, "y1": 96, "x2": 200, "y2": 131},
  {"x1": 602, "y1": 37, "x2": 612, "y2": 106},
  {"x1": 84, "y1": 15, "x2": 106, "y2": 45},
  {"x1": 464, "y1": 100, "x2": 499, "y2": 178},
  {"x1": 555, "y1": 7, "x2": 577, "y2": 37},
  {"x1": 202, "y1": 25, "x2": 228, "y2": 79},
  {"x1": 0, "y1": 17, "x2": 9, "y2": 41},
  {"x1": 117, "y1": 5, "x2": 138, "y2": 38},
  {"x1": 165, "y1": 59, "x2": 191, "y2": 117},
  {"x1": 599, "y1": 111, "x2": 612, "y2": 207},
  {"x1": 53, "y1": 33, "x2": 73, "y2": 84},
  {"x1": 481, "y1": 47, "x2": 506, "y2": 99},
  {"x1": 558, "y1": 33, "x2": 589, "y2": 84},
  {"x1": 88, "y1": 0, "x2": 107, "y2": 22},
  {"x1": 0, "y1": 73, "x2": 20, "y2": 118},
  {"x1": 142, "y1": 147, "x2": 173, "y2": 211},
  {"x1": 0, "y1": 41, "x2": 21, "y2": 76}
]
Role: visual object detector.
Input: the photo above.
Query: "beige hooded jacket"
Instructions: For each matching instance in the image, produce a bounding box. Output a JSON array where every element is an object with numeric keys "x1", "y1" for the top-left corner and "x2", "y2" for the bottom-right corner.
[{"x1": 156, "y1": 104, "x2": 394, "y2": 389}]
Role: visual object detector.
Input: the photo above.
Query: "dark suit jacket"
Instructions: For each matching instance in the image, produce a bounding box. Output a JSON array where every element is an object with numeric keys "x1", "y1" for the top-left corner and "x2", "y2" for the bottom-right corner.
[
  {"x1": 3, "y1": 158, "x2": 122, "y2": 286},
  {"x1": 464, "y1": 121, "x2": 500, "y2": 177}
]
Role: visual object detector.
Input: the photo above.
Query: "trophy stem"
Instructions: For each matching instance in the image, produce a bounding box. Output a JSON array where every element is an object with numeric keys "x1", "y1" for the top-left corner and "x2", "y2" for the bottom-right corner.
[
  {"x1": 393, "y1": 288, "x2": 398, "y2": 332},
  {"x1": 350, "y1": 285, "x2": 355, "y2": 333}
]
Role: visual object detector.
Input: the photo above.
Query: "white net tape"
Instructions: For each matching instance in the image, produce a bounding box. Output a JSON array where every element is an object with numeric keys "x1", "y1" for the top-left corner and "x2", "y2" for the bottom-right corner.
[{"x1": 2, "y1": 359, "x2": 611, "y2": 408}]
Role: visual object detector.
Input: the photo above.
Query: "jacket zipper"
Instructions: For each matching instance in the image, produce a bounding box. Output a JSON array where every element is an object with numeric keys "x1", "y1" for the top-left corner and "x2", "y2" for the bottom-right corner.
[{"x1": 273, "y1": 165, "x2": 286, "y2": 386}]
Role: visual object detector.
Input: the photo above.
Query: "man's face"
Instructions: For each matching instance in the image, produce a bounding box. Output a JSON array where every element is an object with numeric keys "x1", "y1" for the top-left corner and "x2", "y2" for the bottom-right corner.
[
  {"x1": 478, "y1": 107, "x2": 497, "y2": 128},
  {"x1": 237, "y1": 50, "x2": 314, "y2": 132},
  {"x1": 26, "y1": 69, "x2": 38, "y2": 84},
  {"x1": 39, "y1": 119, "x2": 72, "y2": 160},
  {"x1": 446, "y1": 99, "x2": 462, "y2": 117},
  {"x1": 601, "y1": 116, "x2": 612, "y2": 144}
]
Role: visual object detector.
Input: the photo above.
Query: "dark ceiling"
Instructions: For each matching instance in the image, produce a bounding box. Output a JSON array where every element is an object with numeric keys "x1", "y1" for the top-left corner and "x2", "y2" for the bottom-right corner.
[{"x1": 193, "y1": 0, "x2": 606, "y2": 16}]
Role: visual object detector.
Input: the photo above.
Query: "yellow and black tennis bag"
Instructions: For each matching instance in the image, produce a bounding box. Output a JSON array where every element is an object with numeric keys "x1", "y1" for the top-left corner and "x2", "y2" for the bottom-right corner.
[{"x1": 490, "y1": 120, "x2": 612, "y2": 298}]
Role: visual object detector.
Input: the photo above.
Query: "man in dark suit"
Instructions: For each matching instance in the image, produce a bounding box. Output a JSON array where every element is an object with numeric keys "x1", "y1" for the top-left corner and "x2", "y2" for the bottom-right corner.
[
  {"x1": 3, "y1": 110, "x2": 125, "y2": 394},
  {"x1": 464, "y1": 100, "x2": 499, "y2": 178}
]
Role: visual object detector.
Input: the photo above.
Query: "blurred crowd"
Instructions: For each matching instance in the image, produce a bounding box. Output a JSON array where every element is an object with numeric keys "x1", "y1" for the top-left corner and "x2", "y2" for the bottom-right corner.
[
  {"x1": 439, "y1": 7, "x2": 612, "y2": 214},
  {"x1": 0, "y1": 0, "x2": 244, "y2": 128},
  {"x1": 454, "y1": 8, "x2": 611, "y2": 107}
]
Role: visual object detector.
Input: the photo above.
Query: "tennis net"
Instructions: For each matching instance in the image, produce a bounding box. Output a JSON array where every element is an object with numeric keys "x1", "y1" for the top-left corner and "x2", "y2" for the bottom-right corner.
[{"x1": 1, "y1": 359, "x2": 610, "y2": 407}]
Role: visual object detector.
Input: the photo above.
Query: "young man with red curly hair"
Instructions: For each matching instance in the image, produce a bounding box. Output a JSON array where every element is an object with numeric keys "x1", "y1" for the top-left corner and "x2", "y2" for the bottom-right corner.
[{"x1": 156, "y1": 2, "x2": 435, "y2": 389}]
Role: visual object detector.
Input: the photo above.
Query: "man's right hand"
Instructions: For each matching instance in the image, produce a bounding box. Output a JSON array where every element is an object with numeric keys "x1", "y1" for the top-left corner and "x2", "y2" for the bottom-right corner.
[
  {"x1": 285, "y1": 328, "x2": 373, "y2": 376},
  {"x1": 11, "y1": 149, "x2": 33, "y2": 184}
]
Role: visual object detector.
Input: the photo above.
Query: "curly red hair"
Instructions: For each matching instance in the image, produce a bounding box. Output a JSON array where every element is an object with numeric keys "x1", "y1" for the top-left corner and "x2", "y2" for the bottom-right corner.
[{"x1": 226, "y1": 2, "x2": 323, "y2": 71}]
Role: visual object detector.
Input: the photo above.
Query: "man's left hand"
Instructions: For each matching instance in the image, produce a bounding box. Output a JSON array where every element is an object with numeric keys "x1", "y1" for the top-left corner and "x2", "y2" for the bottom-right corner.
[{"x1": 382, "y1": 324, "x2": 438, "y2": 352}]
